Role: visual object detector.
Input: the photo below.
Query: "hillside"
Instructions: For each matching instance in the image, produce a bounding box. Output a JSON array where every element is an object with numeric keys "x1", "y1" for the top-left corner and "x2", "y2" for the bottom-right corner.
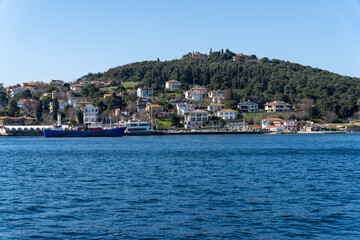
[{"x1": 77, "y1": 49, "x2": 360, "y2": 119}]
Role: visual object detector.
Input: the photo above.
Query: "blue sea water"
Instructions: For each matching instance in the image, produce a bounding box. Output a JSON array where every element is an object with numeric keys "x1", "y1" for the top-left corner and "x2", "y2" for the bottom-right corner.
[{"x1": 1, "y1": 134, "x2": 360, "y2": 239}]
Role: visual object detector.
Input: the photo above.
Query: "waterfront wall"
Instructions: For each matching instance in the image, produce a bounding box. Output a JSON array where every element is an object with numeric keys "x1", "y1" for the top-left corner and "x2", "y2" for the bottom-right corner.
[{"x1": 0, "y1": 125, "x2": 54, "y2": 136}]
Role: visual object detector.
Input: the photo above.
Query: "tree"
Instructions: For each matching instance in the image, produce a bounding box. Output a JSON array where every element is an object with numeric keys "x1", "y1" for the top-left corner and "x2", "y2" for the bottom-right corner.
[
  {"x1": 77, "y1": 111, "x2": 84, "y2": 125},
  {"x1": 324, "y1": 111, "x2": 338, "y2": 123},
  {"x1": 225, "y1": 100, "x2": 238, "y2": 110},
  {"x1": 0, "y1": 90, "x2": 8, "y2": 108},
  {"x1": 14, "y1": 89, "x2": 32, "y2": 101},
  {"x1": 8, "y1": 100, "x2": 19, "y2": 117},
  {"x1": 308, "y1": 105, "x2": 320, "y2": 119},
  {"x1": 170, "y1": 113, "x2": 181, "y2": 128},
  {"x1": 35, "y1": 101, "x2": 43, "y2": 120},
  {"x1": 65, "y1": 105, "x2": 77, "y2": 122},
  {"x1": 41, "y1": 96, "x2": 52, "y2": 112},
  {"x1": 52, "y1": 98, "x2": 59, "y2": 120},
  {"x1": 46, "y1": 86, "x2": 57, "y2": 92}
]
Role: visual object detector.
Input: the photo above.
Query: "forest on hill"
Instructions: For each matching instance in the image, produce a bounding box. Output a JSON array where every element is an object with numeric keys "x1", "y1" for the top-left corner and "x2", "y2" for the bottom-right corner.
[{"x1": 77, "y1": 49, "x2": 360, "y2": 119}]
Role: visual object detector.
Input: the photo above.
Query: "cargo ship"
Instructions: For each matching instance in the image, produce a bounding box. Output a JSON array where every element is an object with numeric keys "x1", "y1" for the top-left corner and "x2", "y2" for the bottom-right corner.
[{"x1": 43, "y1": 116, "x2": 126, "y2": 137}]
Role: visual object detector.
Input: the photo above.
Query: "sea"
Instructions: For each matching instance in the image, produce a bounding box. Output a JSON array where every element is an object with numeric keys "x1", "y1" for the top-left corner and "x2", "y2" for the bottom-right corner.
[{"x1": 1, "y1": 134, "x2": 360, "y2": 239}]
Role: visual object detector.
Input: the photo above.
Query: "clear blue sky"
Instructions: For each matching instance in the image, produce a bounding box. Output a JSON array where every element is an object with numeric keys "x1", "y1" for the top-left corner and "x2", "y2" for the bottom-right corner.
[{"x1": 1, "y1": 0, "x2": 360, "y2": 86}]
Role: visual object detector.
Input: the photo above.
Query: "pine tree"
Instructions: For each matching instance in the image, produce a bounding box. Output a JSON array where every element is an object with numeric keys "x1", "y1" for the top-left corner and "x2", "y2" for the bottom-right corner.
[
  {"x1": 52, "y1": 98, "x2": 59, "y2": 120},
  {"x1": 35, "y1": 101, "x2": 43, "y2": 120}
]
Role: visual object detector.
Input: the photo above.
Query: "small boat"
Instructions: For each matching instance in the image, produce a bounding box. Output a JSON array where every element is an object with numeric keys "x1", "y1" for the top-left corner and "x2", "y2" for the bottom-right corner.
[{"x1": 43, "y1": 115, "x2": 126, "y2": 137}]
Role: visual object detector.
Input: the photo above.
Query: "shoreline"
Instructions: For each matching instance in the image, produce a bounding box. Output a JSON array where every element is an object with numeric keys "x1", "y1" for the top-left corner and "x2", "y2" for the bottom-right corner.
[{"x1": 0, "y1": 129, "x2": 349, "y2": 137}]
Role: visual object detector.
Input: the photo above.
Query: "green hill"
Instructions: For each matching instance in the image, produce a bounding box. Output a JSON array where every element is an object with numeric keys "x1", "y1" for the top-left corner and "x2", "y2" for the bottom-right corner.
[{"x1": 77, "y1": 49, "x2": 360, "y2": 119}]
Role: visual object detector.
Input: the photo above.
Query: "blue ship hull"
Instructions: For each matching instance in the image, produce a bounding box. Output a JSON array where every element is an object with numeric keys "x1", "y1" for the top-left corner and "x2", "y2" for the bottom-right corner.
[{"x1": 43, "y1": 127, "x2": 126, "y2": 137}]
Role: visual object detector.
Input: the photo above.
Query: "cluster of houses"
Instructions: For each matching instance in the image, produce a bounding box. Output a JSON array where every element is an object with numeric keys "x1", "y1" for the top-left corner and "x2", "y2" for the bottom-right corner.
[
  {"x1": 3, "y1": 80, "x2": 100, "y2": 125},
  {"x1": 133, "y1": 80, "x2": 296, "y2": 130},
  {"x1": 1, "y1": 76, "x2": 301, "y2": 131}
]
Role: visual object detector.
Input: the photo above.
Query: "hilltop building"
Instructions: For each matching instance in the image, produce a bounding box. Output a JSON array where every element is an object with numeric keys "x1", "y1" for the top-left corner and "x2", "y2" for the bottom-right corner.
[{"x1": 182, "y1": 51, "x2": 207, "y2": 60}]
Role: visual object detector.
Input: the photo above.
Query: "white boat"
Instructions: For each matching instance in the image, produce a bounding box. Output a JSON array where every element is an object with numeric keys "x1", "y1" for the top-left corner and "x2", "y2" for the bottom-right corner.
[{"x1": 119, "y1": 120, "x2": 152, "y2": 135}]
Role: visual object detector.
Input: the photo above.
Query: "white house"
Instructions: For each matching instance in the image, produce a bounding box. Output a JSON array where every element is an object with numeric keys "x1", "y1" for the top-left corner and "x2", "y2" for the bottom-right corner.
[
  {"x1": 68, "y1": 96, "x2": 88, "y2": 107},
  {"x1": 264, "y1": 125, "x2": 285, "y2": 132},
  {"x1": 177, "y1": 103, "x2": 196, "y2": 116},
  {"x1": 49, "y1": 100, "x2": 69, "y2": 112},
  {"x1": 192, "y1": 87, "x2": 207, "y2": 95},
  {"x1": 10, "y1": 87, "x2": 34, "y2": 97},
  {"x1": 208, "y1": 90, "x2": 226, "y2": 98},
  {"x1": 264, "y1": 101, "x2": 291, "y2": 113},
  {"x1": 74, "y1": 101, "x2": 93, "y2": 109},
  {"x1": 70, "y1": 84, "x2": 85, "y2": 93},
  {"x1": 137, "y1": 87, "x2": 153, "y2": 98},
  {"x1": 207, "y1": 103, "x2": 224, "y2": 112},
  {"x1": 212, "y1": 96, "x2": 225, "y2": 104},
  {"x1": 185, "y1": 90, "x2": 205, "y2": 101},
  {"x1": 82, "y1": 104, "x2": 98, "y2": 124},
  {"x1": 168, "y1": 99, "x2": 186, "y2": 107},
  {"x1": 283, "y1": 120, "x2": 300, "y2": 132},
  {"x1": 165, "y1": 80, "x2": 181, "y2": 91},
  {"x1": 238, "y1": 100, "x2": 258, "y2": 113},
  {"x1": 261, "y1": 118, "x2": 283, "y2": 129},
  {"x1": 184, "y1": 109, "x2": 209, "y2": 129},
  {"x1": 215, "y1": 109, "x2": 238, "y2": 120}
]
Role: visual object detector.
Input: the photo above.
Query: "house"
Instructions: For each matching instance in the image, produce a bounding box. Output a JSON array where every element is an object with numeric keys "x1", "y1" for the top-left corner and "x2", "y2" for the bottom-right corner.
[
  {"x1": 207, "y1": 103, "x2": 224, "y2": 112},
  {"x1": 23, "y1": 81, "x2": 45, "y2": 89},
  {"x1": 51, "y1": 80, "x2": 69, "y2": 92},
  {"x1": 146, "y1": 104, "x2": 165, "y2": 114},
  {"x1": 165, "y1": 80, "x2": 181, "y2": 91},
  {"x1": 90, "y1": 81, "x2": 104, "y2": 85},
  {"x1": 215, "y1": 109, "x2": 238, "y2": 120},
  {"x1": 10, "y1": 87, "x2": 35, "y2": 97},
  {"x1": 185, "y1": 90, "x2": 206, "y2": 101},
  {"x1": 212, "y1": 96, "x2": 225, "y2": 104},
  {"x1": 70, "y1": 84, "x2": 85, "y2": 93},
  {"x1": 168, "y1": 99, "x2": 186, "y2": 107},
  {"x1": 68, "y1": 96, "x2": 88, "y2": 107},
  {"x1": 184, "y1": 109, "x2": 209, "y2": 129},
  {"x1": 232, "y1": 53, "x2": 249, "y2": 61},
  {"x1": 125, "y1": 89, "x2": 136, "y2": 95},
  {"x1": 264, "y1": 101, "x2": 291, "y2": 113},
  {"x1": 50, "y1": 100, "x2": 69, "y2": 112},
  {"x1": 264, "y1": 125, "x2": 285, "y2": 132},
  {"x1": 52, "y1": 91, "x2": 68, "y2": 101},
  {"x1": 136, "y1": 98, "x2": 152, "y2": 112},
  {"x1": 177, "y1": 103, "x2": 196, "y2": 116},
  {"x1": 81, "y1": 104, "x2": 98, "y2": 124},
  {"x1": 0, "y1": 116, "x2": 35, "y2": 126},
  {"x1": 50, "y1": 80, "x2": 64, "y2": 85},
  {"x1": 74, "y1": 101, "x2": 93, "y2": 109},
  {"x1": 208, "y1": 90, "x2": 226, "y2": 98},
  {"x1": 103, "y1": 93, "x2": 121, "y2": 98},
  {"x1": 137, "y1": 87, "x2": 153, "y2": 98},
  {"x1": 283, "y1": 120, "x2": 300, "y2": 132},
  {"x1": 193, "y1": 87, "x2": 207, "y2": 95},
  {"x1": 238, "y1": 100, "x2": 258, "y2": 113},
  {"x1": 182, "y1": 51, "x2": 207, "y2": 60},
  {"x1": 17, "y1": 99, "x2": 38, "y2": 109},
  {"x1": 261, "y1": 118, "x2": 283, "y2": 129}
]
